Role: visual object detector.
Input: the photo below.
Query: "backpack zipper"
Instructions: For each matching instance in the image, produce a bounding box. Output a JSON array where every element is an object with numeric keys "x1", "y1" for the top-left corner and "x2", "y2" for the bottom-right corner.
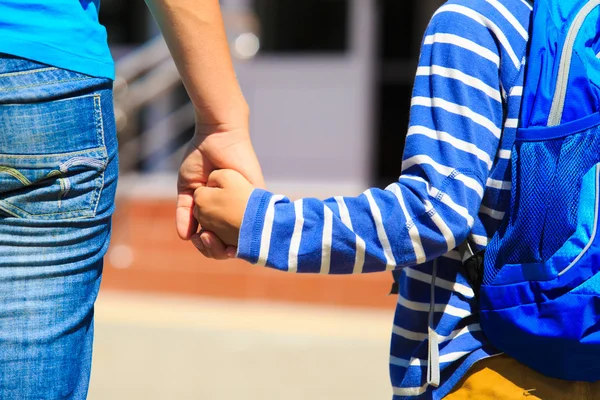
[
  {"x1": 558, "y1": 164, "x2": 600, "y2": 276},
  {"x1": 548, "y1": 0, "x2": 600, "y2": 126}
]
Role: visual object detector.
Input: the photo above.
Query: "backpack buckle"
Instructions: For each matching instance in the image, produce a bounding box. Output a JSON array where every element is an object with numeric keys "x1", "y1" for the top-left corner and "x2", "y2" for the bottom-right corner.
[{"x1": 458, "y1": 240, "x2": 485, "y2": 299}]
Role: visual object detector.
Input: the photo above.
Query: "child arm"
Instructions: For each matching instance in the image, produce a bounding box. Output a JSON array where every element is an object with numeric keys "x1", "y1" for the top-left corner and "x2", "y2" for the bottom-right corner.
[{"x1": 203, "y1": 8, "x2": 507, "y2": 273}]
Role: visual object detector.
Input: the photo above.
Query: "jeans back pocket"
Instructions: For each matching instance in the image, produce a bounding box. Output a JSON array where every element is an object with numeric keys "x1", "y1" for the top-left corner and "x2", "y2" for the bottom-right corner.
[{"x1": 0, "y1": 93, "x2": 108, "y2": 220}]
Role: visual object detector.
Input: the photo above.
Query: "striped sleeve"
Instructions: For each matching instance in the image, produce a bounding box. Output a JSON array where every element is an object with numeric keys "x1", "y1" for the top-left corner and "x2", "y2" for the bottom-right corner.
[{"x1": 236, "y1": 8, "x2": 505, "y2": 274}]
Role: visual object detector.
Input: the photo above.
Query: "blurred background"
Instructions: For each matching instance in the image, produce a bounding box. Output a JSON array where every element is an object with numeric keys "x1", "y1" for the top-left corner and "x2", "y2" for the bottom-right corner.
[{"x1": 91, "y1": 1, "x2": 444, "y2": 399}]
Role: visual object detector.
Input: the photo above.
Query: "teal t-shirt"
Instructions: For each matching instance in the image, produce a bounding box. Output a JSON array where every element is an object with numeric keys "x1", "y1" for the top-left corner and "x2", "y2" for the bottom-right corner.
[{"x1": 0, "y1": 1, "x2": 114, "y2": 79}]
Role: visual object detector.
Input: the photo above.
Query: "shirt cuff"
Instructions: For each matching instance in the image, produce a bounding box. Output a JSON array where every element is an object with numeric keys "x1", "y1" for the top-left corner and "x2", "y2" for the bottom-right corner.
[{"x1": 236, "y1": 188, "x2": 273, "y2": 263}]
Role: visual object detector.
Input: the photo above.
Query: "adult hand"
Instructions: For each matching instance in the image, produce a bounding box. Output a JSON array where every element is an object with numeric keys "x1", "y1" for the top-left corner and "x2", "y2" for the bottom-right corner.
[{"x1": 176, "y1": 117, "x2": 264, "y2": 259}]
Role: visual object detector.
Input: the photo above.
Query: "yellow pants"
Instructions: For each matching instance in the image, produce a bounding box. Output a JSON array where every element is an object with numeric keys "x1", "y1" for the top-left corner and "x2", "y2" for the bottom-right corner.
[{"x1": 444, "y1": 355, "x2": 600, "y2": 400}]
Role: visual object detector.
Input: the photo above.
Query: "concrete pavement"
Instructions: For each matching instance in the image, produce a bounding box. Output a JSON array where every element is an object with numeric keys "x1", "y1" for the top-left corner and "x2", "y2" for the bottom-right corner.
[{"x1": 88, "y1": 292, "x2": 394, "y2": 400}]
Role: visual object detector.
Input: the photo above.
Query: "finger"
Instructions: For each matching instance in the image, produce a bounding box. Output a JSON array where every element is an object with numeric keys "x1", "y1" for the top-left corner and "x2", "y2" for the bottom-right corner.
[
  {"x1": 176, "y1": 192, "x2": 198, "y2": 240},
  {"x1": 225, "y1": 246, "x2": 237, "y2": 258},
  {"x1": 200, "y1": 231, "x2": 230, "y2": 260},
  {"x1": 191, "y1": 234, "x2": 213, "y2": 259}
]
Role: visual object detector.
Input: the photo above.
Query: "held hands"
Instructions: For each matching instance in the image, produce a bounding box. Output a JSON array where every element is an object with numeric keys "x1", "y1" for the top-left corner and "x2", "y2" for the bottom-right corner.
[
  {"x1": 176, "y1": 116, "x2": 264, "y2": 259},
  {"x1": 191, "y1": 170, "x2": 254, "y2": 259}
]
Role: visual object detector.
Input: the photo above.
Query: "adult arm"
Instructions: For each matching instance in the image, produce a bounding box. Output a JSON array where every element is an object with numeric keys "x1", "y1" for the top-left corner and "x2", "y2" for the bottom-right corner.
[{"x1": 145, "y1": 0, "x2": 264, "y2": 248}]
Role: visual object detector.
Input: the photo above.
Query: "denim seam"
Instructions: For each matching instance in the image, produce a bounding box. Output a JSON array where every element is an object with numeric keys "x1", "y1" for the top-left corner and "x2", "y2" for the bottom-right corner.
[
  {"x1": 77, "y1": 93, "x2": 106, "y2": 219},
  {"x1": 95, "y1": 170, "x2": 105, "y2": 216},
  {"x1": 0, "y1": 204, "x2": 20, "y2": 218},
  {"x1": 0, "y1": 199, "x2": 94, "y2": 218},
  {"x1": 57, "y1": 177, "x2": 66, "y2": 207},
  {"x1": 0, "y1": 67, "x2": 58, "y2": 78},
  {"x1": 0, "y1": 147, "x2": 106, "y2": 160},
  {"x1": 89, "y1": 175, "x2": 102, "y2": 217},
  {"x1": 46, "y1": 170, "x2": 67, "y2": 207},
  {"x1": 0, "y1": 77, "x2": 89, "y2": 92},
  {"x1": 3, "y1": 92, "x2": 98, "y2": 106},
  {"x1": 0, "y1": 164, "x2": 104, "y2": 217},
  {"x1": 93, "y1": 95, "x2": 106, "y2": 150},
  {"x1": 0, "y1": 166, "x2": 31, "y2": 185},
  {"x1": 92, "y1": 94, "x2": 106, "y2": 216}
]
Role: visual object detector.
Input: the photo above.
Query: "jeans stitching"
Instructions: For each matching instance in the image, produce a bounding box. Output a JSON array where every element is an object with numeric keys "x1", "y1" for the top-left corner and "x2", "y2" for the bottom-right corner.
[
  {"x1": 91, "y1": 171, "x2": 104, "y2": 217},
  {"x1": 0, "y1": 166, "x2": 32, "y2": 185},
  {"x1": 93, "y1": 95, "x2": 106, "y2": 149},
  {"x1": 0, "y1": 93, "x2": 109, "y2": 220},
  {"x1": 0, "y1": 147, "x2": 105, "y2": 160},
  {"x1": 57, "y1": 178, "x2": 66, "y2": 207},
  {"x1": 91, "y1": 94, "x2": 106, "y2": 216},
  {"x1": 0, "y1": 198, "x2": 94, "y2": 218},
  {"x1": 0, "y1": 77, "x2": 89, "y2": 92},
  {"x1": 1, "y1": 162, "x2": 106, "y2": 218},
  {"x1": 0, "y1": 203, "x2": 20, "y2": 218}
]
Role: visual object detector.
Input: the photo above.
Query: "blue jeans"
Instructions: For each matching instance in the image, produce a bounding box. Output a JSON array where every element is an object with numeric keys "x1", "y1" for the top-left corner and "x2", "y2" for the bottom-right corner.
[{"x1": 0, "y1": 55, "x2": 118, "y2": 399}]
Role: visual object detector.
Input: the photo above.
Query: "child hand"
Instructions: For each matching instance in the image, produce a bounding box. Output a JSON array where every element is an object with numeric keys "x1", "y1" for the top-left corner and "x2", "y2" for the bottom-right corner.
[{"x1": 192, "y1": 169, "x2": 254, "y2": 255}]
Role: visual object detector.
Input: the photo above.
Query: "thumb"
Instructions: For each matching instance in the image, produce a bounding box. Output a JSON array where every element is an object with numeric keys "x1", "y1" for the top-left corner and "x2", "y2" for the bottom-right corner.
[{"x1": 176, "y1": 191, "x2": 199, "y2": 240}]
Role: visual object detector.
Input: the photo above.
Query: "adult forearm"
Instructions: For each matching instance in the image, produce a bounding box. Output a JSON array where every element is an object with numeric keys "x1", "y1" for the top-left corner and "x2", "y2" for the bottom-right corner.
[{"x1": 145, "y1": 0, "x2": 248, "y2": 127}]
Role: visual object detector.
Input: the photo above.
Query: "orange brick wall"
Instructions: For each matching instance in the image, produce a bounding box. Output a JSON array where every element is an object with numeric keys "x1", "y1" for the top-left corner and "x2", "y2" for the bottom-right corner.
[{"x1": 102, "y1": 198, "x2": 397, "y2": 310}]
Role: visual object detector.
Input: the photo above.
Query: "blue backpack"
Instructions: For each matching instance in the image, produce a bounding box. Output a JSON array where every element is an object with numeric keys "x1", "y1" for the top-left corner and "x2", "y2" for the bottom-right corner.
[{"x1": 477, "y1": 0, "x2": 600, "y2": 381}]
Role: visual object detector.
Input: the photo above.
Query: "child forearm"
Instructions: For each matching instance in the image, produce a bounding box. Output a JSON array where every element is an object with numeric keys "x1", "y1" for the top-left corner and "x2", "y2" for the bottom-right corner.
[
  {"x1": 145, "y1": 0, "x2": 248, "y2": 127},
  {"x1": 235, "y1": 183, "x2": 478, "y2": 274}
]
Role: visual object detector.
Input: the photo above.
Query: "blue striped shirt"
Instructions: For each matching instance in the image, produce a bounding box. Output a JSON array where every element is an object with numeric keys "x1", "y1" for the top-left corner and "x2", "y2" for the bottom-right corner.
[{"x1": 237, "y1": 0, "x2": 532, "y2": 398}]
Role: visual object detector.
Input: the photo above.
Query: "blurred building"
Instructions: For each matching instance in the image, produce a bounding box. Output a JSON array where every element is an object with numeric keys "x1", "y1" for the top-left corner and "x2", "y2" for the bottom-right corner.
[
  {"x1": 101, "y1": 0, "x2": 444, "y2": 187},
  {"x1": 98, "y1": 0, "x2": 445, "y2": 307}
]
